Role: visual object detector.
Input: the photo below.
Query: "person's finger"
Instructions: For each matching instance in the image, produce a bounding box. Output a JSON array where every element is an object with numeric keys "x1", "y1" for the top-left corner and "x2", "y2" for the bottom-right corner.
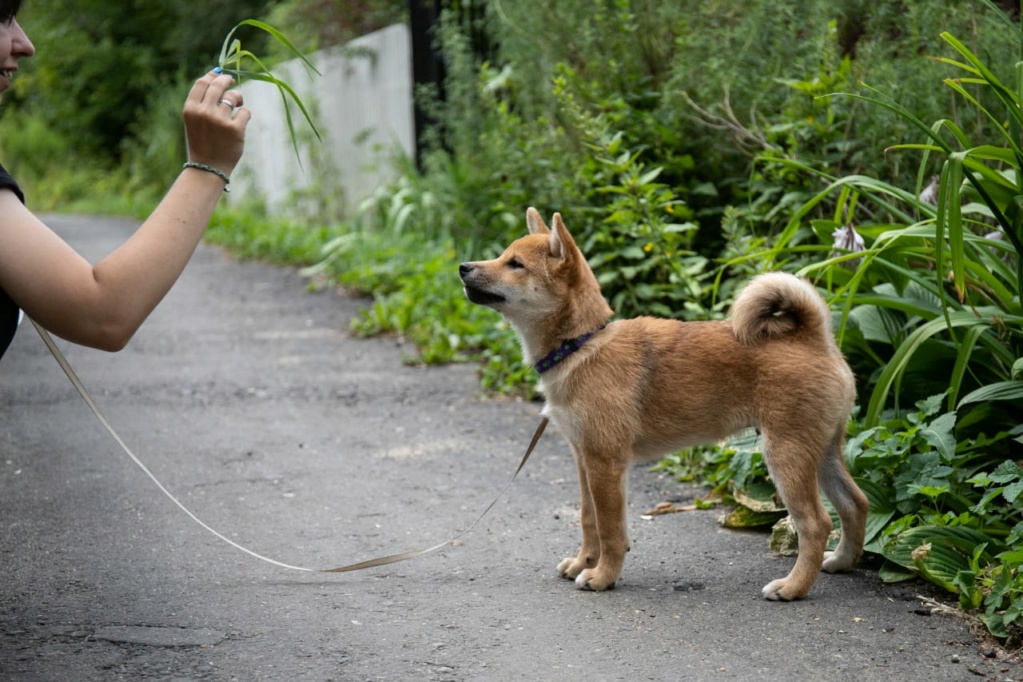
[
  {"x1": 215, "y1": 91, "x2": 244, "y2": 112},
  {"x1": 231, "y1": 107, "x2": 252, "y2": 128},
  {"x1": 185, "y1": 69, "x2": 221, "y2": 105},
  {"x1": 197, "y1": 73, "x2": 236, "y2": 107}
]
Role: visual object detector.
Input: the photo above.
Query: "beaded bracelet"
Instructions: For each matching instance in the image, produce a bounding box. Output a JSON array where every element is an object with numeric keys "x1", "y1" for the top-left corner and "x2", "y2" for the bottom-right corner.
[{"x1": 182, "y1": 162, "x2": 231, "y2": 193}]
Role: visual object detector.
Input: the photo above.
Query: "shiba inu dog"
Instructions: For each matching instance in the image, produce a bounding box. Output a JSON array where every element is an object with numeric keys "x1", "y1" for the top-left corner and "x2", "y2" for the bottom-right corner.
[{"x1": 459, "y1": 208, "x2": 868, "y2": 600}]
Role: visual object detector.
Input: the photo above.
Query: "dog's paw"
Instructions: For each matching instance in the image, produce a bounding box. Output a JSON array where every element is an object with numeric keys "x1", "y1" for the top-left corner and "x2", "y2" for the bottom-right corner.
[
  {"x1": 821, "y1": 549, "x2": 857, "y2": 573},
  {"x1": 575, "y1": 568, "x2": 617, "y2": 592},
  {"x1": 557, "y1": 557, "x2": 589, "y2": 580},
  {"x1": 761, "y1": 578, "x2": 805, "y2": 601}
]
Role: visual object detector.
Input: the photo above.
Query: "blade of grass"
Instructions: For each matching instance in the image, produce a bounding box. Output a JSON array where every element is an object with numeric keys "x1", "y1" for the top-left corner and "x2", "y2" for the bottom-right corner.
[
  {"x1": 216, "y1": 19, "x2": 323, "y2": 166},
  {"x1": 941, "y1": 154, "x2": 967, "y2": 303},
  {"x1": 234, "y1": 19, "x2": 321, "y2": 76},
  {"x1": 948, "y1": 323, "x2": 992, "y2": 410},
  {"x1": 865, "y1": 313, "x2": 1000, "y2": 425}
]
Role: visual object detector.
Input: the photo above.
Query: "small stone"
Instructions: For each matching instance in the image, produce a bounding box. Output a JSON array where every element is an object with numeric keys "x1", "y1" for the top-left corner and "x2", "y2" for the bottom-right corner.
[{"x1": 672, "y1": 581, "x2": 705, "y2": 592}]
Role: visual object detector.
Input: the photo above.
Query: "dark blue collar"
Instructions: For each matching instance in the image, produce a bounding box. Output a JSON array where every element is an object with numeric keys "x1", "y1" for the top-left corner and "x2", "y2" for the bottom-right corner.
[{"x1": 533, "y1": 324, "x2": 606, "y2": 374}]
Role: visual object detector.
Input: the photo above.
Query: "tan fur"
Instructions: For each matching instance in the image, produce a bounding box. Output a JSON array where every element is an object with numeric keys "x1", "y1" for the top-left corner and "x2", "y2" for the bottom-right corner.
[{"x1": 459, "y1": 208, "x2": 868, "y2": 600}]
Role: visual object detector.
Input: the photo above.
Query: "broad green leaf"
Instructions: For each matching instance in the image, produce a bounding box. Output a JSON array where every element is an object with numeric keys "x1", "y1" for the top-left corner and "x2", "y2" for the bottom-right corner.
[
  {"x1": 919, "y1": 412, "x2": 957, "y2": 462},
  {"x1": 882, "y1": 526, "x2": 1003, "y2": 593},
  {"x1": 855, "y1": 478, "x2": 898, "y2": 551},
  {"x1": 998, "y1": 549, "x2": 1023, "y2": 567},
  {"x1": 979, "y1": 613, "x2": 1011, "y2": 639},
  {"x1": 637, "y1": 167, "x2": 663, "y2": 185},
  {"x1": 1004, "y1": 480, "x2": 1023, "y2": 504},
  {"x1": 987, "y1": 460, "x2": 1023, "y2": 484},
  {"x1": 908, "y1": 484, "x2": 949, "y2": 499},
  {"x1": 878, "y1": 559, "x2": 917, "y2": 583}
]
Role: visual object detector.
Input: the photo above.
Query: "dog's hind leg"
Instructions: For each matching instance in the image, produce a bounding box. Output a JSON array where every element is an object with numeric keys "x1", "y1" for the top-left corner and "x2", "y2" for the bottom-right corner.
[
  {"x1": 819, "y1": 430, "x2": 868, "y2": 573},
  {"x1": 557, "y1": 445, "x2": 601, "y2": 580},
  {"x1": 760, "y1": 434, "x2": 833, "y2": 601}
]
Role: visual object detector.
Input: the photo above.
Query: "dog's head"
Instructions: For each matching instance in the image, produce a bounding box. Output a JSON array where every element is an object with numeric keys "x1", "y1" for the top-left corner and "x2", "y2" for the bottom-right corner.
[{"x1": 459, "y1": 208, "x2": 611, "y2": 330}]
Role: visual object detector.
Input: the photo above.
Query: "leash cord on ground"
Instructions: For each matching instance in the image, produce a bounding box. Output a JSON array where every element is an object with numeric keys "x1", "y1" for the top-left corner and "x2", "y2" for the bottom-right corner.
[{"x1": 31, "y1": 318, "x2": 548, "y2": 574}]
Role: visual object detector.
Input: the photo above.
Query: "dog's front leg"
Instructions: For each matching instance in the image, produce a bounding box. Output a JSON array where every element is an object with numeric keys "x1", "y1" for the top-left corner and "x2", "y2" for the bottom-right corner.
[
  {"x1": 558, "y1": 446, "x2": 600, "y2": 580},
  {"x1": 573, "y1": 451, "x2": 629, "y2": 591}
]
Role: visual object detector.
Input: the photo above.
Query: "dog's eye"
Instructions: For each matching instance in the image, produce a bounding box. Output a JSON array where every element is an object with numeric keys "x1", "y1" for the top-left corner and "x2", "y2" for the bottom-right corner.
[{"x1": 506, "y1": 258, "x2": 524, "y2": 270}]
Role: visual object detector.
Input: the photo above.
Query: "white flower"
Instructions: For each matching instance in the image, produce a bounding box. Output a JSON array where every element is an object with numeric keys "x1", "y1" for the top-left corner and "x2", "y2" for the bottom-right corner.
[
  {"x1": 831, "y1": 224, "x2": 865, "y2": 269},
  {"x1": 919, "y1": 175, "x2": 940, "y2": 206}
]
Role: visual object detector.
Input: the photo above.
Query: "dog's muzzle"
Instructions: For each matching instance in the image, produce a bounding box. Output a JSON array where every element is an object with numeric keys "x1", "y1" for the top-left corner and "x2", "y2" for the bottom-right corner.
[{"x1": 459, "y1": 263, "x2": 506, "y2": 306}]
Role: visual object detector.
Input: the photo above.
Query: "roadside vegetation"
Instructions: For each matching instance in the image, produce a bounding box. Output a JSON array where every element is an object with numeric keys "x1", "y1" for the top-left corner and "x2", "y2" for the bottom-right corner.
[{"x1": 3, "y1": 0, "x2": 1020, "y2": 645}]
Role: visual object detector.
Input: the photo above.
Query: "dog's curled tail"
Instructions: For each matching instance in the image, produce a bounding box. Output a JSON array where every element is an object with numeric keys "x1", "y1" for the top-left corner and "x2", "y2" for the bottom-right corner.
[{"x1": 730, "y1": 272, "x2": 836, "y2": 349}]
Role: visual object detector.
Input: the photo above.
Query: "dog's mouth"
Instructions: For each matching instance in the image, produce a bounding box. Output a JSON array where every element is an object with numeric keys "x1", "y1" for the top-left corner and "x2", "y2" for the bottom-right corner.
[{"x1": 463, "y1": 286, "x2": 506, "y2": 306}]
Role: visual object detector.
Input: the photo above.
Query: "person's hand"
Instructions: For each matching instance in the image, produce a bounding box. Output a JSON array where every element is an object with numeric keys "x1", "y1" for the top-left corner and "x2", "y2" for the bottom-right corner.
[{"x1": 182, "y1": 70, "x2": 250, "y2": 176}]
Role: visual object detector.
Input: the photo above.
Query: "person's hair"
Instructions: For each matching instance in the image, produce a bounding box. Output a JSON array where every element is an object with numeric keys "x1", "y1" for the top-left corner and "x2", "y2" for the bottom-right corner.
[{"x1": 0, "y1": 0, "x2": 22, "y2": 24}]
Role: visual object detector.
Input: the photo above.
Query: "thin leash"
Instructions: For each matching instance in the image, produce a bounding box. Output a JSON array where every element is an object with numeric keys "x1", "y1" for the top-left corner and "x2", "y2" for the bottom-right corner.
[{"x1": 30, "y1": 318, "x2": 548, "y2": 574}]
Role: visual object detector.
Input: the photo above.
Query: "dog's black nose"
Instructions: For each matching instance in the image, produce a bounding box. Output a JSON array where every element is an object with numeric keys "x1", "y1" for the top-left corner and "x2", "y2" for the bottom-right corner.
[{"x1": 459, "y1": 263, "x2": 475, "y2": 277}]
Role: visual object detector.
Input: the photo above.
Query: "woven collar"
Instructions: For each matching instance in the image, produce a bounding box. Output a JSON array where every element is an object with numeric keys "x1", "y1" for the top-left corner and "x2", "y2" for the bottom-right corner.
[{"x1": 533, "y1": 324, "x2": 606, "y2": 374}]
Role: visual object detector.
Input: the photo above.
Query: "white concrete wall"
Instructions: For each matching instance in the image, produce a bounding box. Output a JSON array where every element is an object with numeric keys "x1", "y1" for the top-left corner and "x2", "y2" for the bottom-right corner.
[{"x1": 228, "y1": 23, "x2": 414, "y2": 216}]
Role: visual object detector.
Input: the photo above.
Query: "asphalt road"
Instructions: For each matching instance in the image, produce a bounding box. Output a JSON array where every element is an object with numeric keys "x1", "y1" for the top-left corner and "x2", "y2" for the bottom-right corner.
[{"x1": 1, "y1": 214, "x2": 1019, "y2": 681}]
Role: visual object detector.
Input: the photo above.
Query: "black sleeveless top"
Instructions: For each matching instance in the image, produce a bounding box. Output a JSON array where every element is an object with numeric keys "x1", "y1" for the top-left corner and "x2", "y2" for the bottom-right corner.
[{"x1": 0, "y1": 162, "x2": 25, "y2": 360}]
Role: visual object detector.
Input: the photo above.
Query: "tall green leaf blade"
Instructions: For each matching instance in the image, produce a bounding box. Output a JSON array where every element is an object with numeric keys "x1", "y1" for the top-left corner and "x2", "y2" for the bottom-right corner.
[
  {"x1": 214, "y1": 19, "x2": 323, "y2": 166},
  {"x1": 948, "y1": 323, "x2": 991, "y2": 410},
  {"x1": 958, "y1": 380, "x2": 1023, "y2": 406},
  {"x1": 866, "y1": 313, "x2": 1000, "y2": 426},
  {"x1": 945, "y1": 155, "x2": 967, "y2": 302},
  {"x1": 234, "y1": 19, "x2": 321, "y2": 75},
  {"x1": 940, "y1": 32, "x2": 1021, "y2": 126}
]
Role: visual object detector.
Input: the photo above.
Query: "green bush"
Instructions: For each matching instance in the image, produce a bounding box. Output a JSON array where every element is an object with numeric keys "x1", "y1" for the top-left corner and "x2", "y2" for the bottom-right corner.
[
  {"x1": 752, "y1": 22, "x2": 1023, "y2": 431},
  {"x1": 700, "y1": 5, "x2": 1023, "y2": 640},
  {"x1": 361, "y1": 0, "x2": 1017, "y2": 331},
  {"x1": 205, "y1": 209, "x2": 341, "y2": 265},
  {"x1": 850, "y1": 397, "x2": 1022, "y2": 642}
]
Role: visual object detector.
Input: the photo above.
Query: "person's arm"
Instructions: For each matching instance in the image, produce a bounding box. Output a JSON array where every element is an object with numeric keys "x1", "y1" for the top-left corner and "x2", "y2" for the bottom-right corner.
[{"x1": 0, "y1": 71, "x2": 250, "y2": 351}]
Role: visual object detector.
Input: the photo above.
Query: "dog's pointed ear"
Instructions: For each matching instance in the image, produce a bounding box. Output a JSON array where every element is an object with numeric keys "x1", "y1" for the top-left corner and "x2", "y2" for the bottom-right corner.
[
  {"x1": 526, "y1": 207, "x2": 550, "y2": 235},
  {"x1": 549, "y1": 212, "x2": 578, "y2": 260}
]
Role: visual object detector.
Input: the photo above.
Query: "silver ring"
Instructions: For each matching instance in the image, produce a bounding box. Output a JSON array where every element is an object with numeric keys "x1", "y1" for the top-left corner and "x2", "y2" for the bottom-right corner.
[{"x1": 217, "y1": 98, "x2": 236, "y2": 110}]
